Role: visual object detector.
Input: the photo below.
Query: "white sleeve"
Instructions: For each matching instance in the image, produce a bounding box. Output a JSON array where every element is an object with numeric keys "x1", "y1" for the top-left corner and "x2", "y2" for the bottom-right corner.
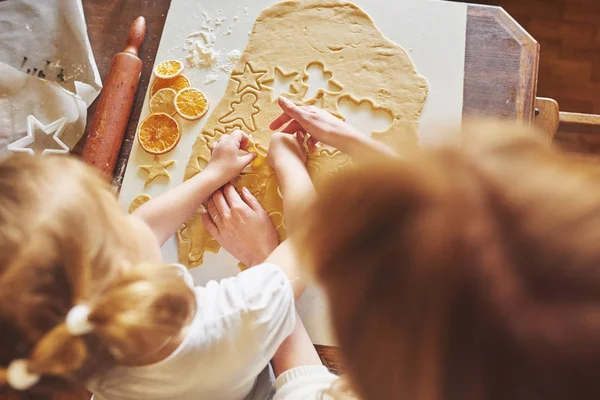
[
  {"x1": 274, "y1": 366, "x2": 339, "y2": 400},
  {"x1": 212, "y1": 263, "x2": 296, "y2": 361}
]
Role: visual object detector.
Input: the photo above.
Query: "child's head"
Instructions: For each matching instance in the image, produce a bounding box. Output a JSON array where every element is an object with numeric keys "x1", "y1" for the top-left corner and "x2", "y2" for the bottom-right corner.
[
  {"x1": 0, "y1": 156, "x2": 195, "y2": 396},
  {"x1": 300, "y1": 122, "x2": 600, "y2": 399}
]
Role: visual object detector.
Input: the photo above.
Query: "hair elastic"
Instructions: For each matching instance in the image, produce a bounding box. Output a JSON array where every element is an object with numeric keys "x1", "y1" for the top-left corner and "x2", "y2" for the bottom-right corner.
[
  {"x1": 6, "y1": 359, "x2": 40, "y2": 390},
  {"x1": 65, "y1": 304, "x2": 94, "y2": 336}
]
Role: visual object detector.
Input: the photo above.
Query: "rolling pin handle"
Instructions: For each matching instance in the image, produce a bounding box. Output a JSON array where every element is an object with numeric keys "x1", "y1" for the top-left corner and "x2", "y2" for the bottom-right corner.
[{"x1": 124, "y1": 16, "x2": 146, "y2": 56}]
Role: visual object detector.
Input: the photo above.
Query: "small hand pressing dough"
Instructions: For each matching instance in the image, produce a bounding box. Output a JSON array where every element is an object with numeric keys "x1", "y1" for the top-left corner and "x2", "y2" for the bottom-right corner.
[
  {"x1": 139, "y1": 155, "x2": 175, "y2": 187},
  {"x1": 178, "y1": 0, "x2": 428, "y2": 269}
]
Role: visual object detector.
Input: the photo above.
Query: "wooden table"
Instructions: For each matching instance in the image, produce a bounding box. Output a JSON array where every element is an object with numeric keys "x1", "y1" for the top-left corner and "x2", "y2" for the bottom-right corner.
[{"x1": 80, "y1": 0, "x2": 539, "y2": 373}]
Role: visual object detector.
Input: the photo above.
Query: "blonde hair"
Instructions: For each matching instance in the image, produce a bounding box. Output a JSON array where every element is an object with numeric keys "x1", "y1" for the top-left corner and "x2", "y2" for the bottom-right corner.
[
  {"x1": 0, "y1": 155, "x2": 196, "y2": 396},
  {"x1": 301, "y1": 122, "x2": 600, "y2": 399}
]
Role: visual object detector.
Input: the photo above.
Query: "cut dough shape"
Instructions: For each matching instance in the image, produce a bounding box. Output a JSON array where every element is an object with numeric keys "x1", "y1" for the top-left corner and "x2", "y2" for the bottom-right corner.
[
  {"x1": 184, "y1": 133, "x2": 212, "y2": 180},
  {"x1": 177, "y1": 209, "x2": 221, "y2": 266},
  {"x1": 302, "y1": 62, "x2": 343, "y2": 102},
  {"x1": 337, "y1": 94, "x2": 393, "y2": 136},
  {"x1": 231, "y1": 62, "x2": 268, "y2": 93},
  {"x1": 129, "y1": 194, "x2": 152, "y2": 214},
  {"x1": 178, "y1": 0, "x2": 428, "y2": 269},
  {"x1": 139, "y1": 155, "x2": 175, "y2": 187},
  {"x1": 262, "y1": 67, "x2": 299, "y2": 101},
  {"x1": 219, "y1": 92, "x2": 260, "y2": 131}
]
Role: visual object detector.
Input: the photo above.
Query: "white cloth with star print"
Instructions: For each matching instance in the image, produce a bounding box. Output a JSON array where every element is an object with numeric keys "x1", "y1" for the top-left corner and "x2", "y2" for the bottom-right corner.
[{"x1": 0, "y1": 0, "x2": 102, "y2": 158}]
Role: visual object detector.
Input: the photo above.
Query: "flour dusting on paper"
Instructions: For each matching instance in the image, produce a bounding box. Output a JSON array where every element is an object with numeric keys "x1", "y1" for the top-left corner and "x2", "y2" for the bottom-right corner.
[
  {"x1": 204, "y1": 74, "x2": 218, "y2": 84},
  {"x1": 215, "y1": 16, "x2": 226, "y2": 26},
  {"x1": 184, "y1": 9, "x2": 243, "y2": 83},
  {"x1": 218, "y1": 49, "x2": 241, "y2": 73},
  {"x1": 186, "y1": 30, "x2": 219, "y2": 68}
]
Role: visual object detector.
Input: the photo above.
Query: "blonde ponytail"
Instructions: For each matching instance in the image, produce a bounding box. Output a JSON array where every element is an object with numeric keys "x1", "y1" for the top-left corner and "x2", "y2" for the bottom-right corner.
[
  {"x1": 0, "y1": 262, "x2": 195, "y2": 391},
  {"x1": 88, "y1": 262, "x2": 195, "y2": 363},
  {"x1": 28, "y1": 325, "x2": 88, "y2": 376},
  {"x1": 0, "y1": 155, "x2": 196, "y2": 394}
]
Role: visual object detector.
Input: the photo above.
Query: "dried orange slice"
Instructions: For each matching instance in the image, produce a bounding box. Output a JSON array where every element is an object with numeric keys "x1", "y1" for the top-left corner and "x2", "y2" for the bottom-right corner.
[
  {"x1": 175, "y1": 88, "x2": 210, "y2": 120},
  {"x1": 129, "y1": 194, "x2": 151, "y2": 213},
  {"x1": 150, "y1": 88, "x2": 177, "y2": 115},
  {"x1": 153, "y1": 60, "x2": 184, "y2": 79},
  {"x1": 138, "y1": 113, "x2": 181, "y2": 155},
  {"x1": 151, "y1": 74, "x2": 191, "y2": 97}
]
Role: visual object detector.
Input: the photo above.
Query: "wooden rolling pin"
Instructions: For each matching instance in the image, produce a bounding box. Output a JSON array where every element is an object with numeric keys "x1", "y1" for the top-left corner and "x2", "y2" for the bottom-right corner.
[{"x1": 82, "y1": 17, "x2": 146, "y2": 180}]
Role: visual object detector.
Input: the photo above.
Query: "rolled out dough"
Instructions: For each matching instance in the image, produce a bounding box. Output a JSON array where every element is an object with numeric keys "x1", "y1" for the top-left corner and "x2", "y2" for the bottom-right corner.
[{"x1": 177, "y1": 0, "x2": 428, "y2": 268}]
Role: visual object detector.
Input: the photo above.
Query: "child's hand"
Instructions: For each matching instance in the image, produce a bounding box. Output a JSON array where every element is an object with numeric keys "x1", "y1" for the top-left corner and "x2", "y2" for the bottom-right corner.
[
  {"x1": 268, "y1": 131, "x2": 308, "y2": 173},
  {"x1": 206, "y1": 130, "x2": 256, "y2": 183},
  {"x1": 202, "y1": 184, "x2": 278, "y2": 267}
]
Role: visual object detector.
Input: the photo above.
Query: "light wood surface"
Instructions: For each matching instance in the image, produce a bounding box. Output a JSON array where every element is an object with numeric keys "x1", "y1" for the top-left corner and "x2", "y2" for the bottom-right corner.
[
  {"x1": 463, "y1": 5, "x2": 539, "y2": 121},
  {"x1": 560, "y1": 111, "x2": 600, "y2": 127},
  {"x1": 534, "y1": 97, "x2": 560, "y2": 138},
  {"x1": 555, "y1": 111, "x2": 600, "y2": 154},
  {"x1": 466, "y1": 0, "x2": 600, "y2": 115}
]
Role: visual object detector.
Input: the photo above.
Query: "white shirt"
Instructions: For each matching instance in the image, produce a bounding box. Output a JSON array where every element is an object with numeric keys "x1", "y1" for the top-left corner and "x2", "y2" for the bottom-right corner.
[
  {"x1": 274, "y1": 366, "x2": 340, "y2": 399},
  {"x1": 88, "y1": 263, "x2": 295, "y2": 400}
]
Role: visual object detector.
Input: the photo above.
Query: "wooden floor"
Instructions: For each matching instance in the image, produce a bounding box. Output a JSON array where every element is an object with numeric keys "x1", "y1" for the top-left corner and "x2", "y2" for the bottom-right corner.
[{"x1": 469, "y1": 0, "x2": 600, "y2": 115}]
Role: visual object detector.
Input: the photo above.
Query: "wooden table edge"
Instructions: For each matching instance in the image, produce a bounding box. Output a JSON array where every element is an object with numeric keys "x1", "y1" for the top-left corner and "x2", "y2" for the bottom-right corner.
[
  {"x1": 463, "y1": 4, "x2": 539, "y2": 123},
  {"x1": 492, "y1": 6, "x2": 540, "y2": 122},
  {"x1": 560, "y1": 112, "x2": 600, "y2": 127}
]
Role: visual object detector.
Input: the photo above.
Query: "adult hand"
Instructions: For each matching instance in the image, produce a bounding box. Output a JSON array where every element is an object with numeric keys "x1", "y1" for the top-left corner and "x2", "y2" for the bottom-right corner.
[
  {"x1": 205, "y1": 130, "x2": 256, "y2": 183},
  {"x1": 270, "y1": 97, "x2": 398, "y2": 160},
  {"x1": 270, "y1": 96, "x2": 364, "y2": 153},
  {"x1": 267, "y1": 131, "x2": 308, "y2": 173},
  {"x1": 202, "y1": 184, "x2": 279, "y2": 267}
]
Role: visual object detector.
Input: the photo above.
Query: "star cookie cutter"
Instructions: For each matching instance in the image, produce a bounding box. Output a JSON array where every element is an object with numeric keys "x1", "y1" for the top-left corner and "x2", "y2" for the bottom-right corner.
[{"x1": 8, "y1": 115, "x2": 69, "y2": 156}]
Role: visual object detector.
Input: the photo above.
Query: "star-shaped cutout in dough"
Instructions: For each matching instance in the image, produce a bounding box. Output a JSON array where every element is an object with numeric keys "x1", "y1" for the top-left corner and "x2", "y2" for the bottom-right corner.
[
  {"x1": 8, "y1": 115, "x2": 69, "y2": 156},
  {"x1": 231, "y1": 63, "x2": 267, "y2": 94},
  {"x1": 139, "y1": 156, "x2": 175, "y2": 187},
  {"x1": 261, "y1": 67, "x2": 299, "y2": 101}
]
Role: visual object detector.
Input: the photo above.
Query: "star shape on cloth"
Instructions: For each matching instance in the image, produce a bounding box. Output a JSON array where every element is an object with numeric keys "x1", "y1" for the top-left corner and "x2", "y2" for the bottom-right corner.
[
  {"x1": 8, "y1": 115, "x2": 69, "y2": 156},
  {"x1": 231, "y1": 63, "x2": 267, "y2": 94},
  {"x1": 138, "y1": 155, "x2": 176, "y2": 187}
]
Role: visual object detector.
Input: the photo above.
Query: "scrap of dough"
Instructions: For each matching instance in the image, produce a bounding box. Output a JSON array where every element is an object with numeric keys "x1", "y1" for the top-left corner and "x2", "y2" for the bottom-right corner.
[
  {"x1": 177, "y1": 210, "x2": 222, "y2": 266},
  {"x1": 139, "y1": 156, "x2": 175, "y2": 187},
  {"x1": 231, "y1": 63, "x2": 267, "y2": 93},
  {"x1": 248, "y1": 138, "x2": 268, "y2": 168},
  {"x1": 178, "y1": 0, "x2": 428, "y2": 269},
  {"x1": 129, "y1": 194, "x2": 152, "y2": 214}
]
